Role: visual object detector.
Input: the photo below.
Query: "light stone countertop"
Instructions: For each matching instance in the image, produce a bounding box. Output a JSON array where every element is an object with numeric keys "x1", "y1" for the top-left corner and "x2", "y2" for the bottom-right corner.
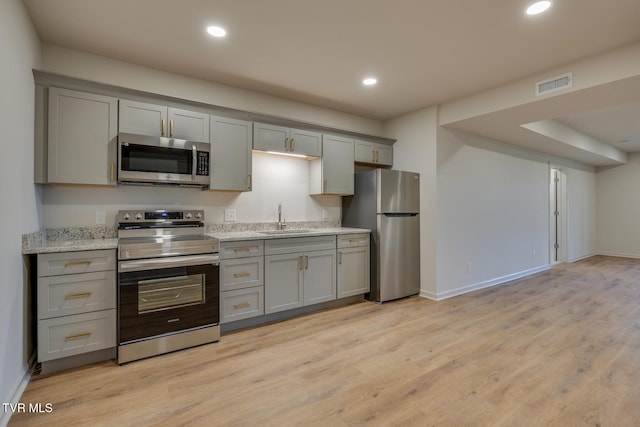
[
  {"x1": 22, "y1": 228, "x2": 370, "y2": 254},
  {"x1": 208, "y1": 227, "x2": 371, "y2": 242},
  {"x1": 22, "y1": 238, "x2": 119, "y2": 255}
]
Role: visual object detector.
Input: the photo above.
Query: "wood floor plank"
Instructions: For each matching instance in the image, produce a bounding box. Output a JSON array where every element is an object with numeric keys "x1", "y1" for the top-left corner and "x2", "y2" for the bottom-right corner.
[{"x1": 9, "y1": 255, "x2": 640, "y2": 426}]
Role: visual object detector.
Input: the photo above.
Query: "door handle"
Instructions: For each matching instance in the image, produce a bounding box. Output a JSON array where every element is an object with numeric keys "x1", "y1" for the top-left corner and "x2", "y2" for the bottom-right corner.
[
  {"x1": 169, "y1": 119, "x2": 174, "y2": 137},
  {"x1": 161, "y1": 119, "x2": 166, "y2": 136},
  {"x1": 304, "y1": 255, "x2": 309, "y2": 270}
]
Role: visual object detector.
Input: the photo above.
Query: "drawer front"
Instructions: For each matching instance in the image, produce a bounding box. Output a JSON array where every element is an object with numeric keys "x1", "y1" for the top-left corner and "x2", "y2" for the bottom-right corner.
[
  {"x1": 37, "y1": 309, "x2": 116, "y2": 362},
  {"x1": 38, "y1": 249, "x2": 116, "y2": 277},
  {"x1": 221, "y1": 257, "x2": 263, "y2": 292},
  {"x1": 37, "y1": 271, "x2": 116, "y2": 320},
  {"x1": 220, "y1": 240, "x2": 264, "y2": 259},
  {"x1": 264, "y1": 235, "x2": 336, "y2": 255},
  {"x1": 337, "y1": 234, "x2": 370, "y2": 249},
  {"x1": 221, "y1": 287, "x2": 264, "y2": 323}
]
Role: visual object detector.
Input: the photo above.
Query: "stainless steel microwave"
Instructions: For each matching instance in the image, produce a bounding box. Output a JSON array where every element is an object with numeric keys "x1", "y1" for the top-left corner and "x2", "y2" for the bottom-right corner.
[{"x1": 118, "y1": 133, "x2": 210, "y2": 187}]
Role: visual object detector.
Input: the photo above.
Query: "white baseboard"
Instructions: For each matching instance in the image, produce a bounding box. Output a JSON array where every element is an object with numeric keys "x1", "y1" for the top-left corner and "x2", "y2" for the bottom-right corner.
[
  {"x1": 597, "y1": 251, "x2": 640, "y2": 260},
  {"x1": 422, "y1": 265, "x2": 550, "y2": 301},
  {"x1": 568, "y1": 252, "x2": 598, "y2": 262},
  {"x1": 1, "y1": 354, "x2": 35, "y2": 427}
]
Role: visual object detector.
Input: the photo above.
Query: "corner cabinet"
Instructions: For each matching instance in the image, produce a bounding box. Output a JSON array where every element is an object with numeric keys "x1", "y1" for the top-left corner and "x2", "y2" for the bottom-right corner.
[
  {"x1": 209, "y1": 116, "x2": 253, "y2": 191},
  {"x1": 337, "y1": 234, "x2": 370, "y2": 298},
  {"x1": 36, "y1": 249, "x2": 117, "y2": 373},
  {"x1": 253, "y1": 123, "x2": 322, "y2": 157},
  {"x1": 118, "y1": 99, "x2": 210, "y2": 143},
  {"x1": 264, "y1": 236, "x2": 337, "y2": 314},
  {"x1": 309, "y1": 134, "x2": 354, "y2": 195},
  {"x1": 355, "y1": 139, "x2": 393, "y2": 166},
  {"x1": 47, "y1": 88, "x2": 118, "y2": 186}
]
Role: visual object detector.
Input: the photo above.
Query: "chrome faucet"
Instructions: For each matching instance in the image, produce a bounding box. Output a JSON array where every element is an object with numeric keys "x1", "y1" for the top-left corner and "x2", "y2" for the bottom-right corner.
[{"x1": 277, "y1": 202, "x2": 286, "y2": 230}]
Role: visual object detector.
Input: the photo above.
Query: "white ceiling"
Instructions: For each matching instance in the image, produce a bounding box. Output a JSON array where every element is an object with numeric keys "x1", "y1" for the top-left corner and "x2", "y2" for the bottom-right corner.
[{"x1": 22, "y1": 0, "x2": 640, "y2": 162}]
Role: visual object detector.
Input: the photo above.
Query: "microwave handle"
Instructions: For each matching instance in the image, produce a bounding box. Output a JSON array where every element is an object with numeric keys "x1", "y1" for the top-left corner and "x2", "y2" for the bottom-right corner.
[{"x1": 192, "y1": 143, "x2": 197, "y2": 181}]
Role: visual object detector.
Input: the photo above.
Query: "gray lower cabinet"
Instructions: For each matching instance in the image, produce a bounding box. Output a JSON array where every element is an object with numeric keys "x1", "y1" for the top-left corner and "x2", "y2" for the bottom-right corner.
[
  {"x1": 36, "y1": 249, "x2": 117, "y2": 371},
  {"x1": 337, "y1": 234, "x2": 371, "y2": 298},
  {"x1": 264, "y1": 236, "x2": 337, "y2": 314},
  {"x1": 219, "y1": 240, "x2": 265, "y2": 323}
]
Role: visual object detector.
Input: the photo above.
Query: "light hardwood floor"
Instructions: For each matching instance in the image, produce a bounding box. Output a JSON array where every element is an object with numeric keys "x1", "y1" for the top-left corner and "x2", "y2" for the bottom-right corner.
[{"x1": 10, "y1": 255, "x2": 640, "y2": 426}]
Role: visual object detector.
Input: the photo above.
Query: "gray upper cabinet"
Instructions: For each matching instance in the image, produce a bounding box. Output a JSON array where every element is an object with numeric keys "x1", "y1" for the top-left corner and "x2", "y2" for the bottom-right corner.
[
  {"x1": 119, "y1": 99, "x2": 210, "y2": 143},
  {"x1": 309, "y1": 134, "x2": 354, "y2": 195},
  {"x1": 47, "y1": 87, "x2": 118, "y2": 186},
  {"x1": 253, "y1": 122, "x2": 322, "y2": 157},
  {"x1": 209, "y1": 116, "x2": 253, "y2": 191},
  {"x1": 354, "y1": 139, "x2": 393, "y2": 166}
]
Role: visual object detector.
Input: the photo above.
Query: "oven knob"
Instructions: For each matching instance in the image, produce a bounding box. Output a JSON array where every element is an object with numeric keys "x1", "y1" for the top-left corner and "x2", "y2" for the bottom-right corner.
[
  {"x1": 195, "y1": 212, "x2": 202, "y2": 219},
  {"x1": 122, "y1": 212, "x2": 131, "y2": 221},
  {"x1": 135, "y1": 212, "x2": 143, "y2": 220},
  {"x1": 185, "y1": 212, "x2": 193, "y2": 219}
]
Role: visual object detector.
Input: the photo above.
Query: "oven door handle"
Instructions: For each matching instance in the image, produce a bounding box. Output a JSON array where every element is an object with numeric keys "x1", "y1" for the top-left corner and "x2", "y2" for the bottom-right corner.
[{"x1": 119, "y1": 254, "x2": 220, "y2": 272}]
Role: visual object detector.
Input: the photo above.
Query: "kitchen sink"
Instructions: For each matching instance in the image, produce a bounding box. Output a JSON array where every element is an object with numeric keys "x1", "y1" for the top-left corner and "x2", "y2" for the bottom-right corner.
[{"x1": 259, "y1": 229, "x2": 310, "y2": 235}]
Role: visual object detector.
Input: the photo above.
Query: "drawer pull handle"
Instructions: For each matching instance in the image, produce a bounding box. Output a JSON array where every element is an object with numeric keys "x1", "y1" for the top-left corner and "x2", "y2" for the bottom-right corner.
[
  {"x1": 65, "y1": 292, "x2": 93, "y2": 299},
  {"x1": 65, "y1": 260, "x2": 92, "y2": 267},
  {"x1": 234, "y1": 302, "x2": 251, "y2": 309},
  {"x1": 349, "y1": 239, "x2": 362, "y2": 243},
  {"x1": 233, "y1": 272, "x2": 251, "y2": 278},
  {"x1": 233, "y1": 247, "x2": 251, "y2": 253},
  {"x1": 65, "y1": 332, "x2": 92, "y2": 340}
]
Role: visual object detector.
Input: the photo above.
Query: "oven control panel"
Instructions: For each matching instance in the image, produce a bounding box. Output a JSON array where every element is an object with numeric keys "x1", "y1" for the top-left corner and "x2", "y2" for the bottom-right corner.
[{"x1": 118, "y1": 209, "x2": 204, "y2": 224}]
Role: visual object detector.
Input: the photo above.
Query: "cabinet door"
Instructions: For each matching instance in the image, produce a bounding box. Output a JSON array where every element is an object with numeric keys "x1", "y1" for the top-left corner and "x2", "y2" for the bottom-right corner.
[
  {"x1": 303, "y1": 249, "x2": 336, "y2": 306},
  {"x1": 376, "y1": 144, "x2": 393, "y2": 166},
  {"x1": 322, "y1": 135, "x2": 354, "y2": 195},
  {"x1": 168, "y1": 107, "x2": 210, "y2": 142},
  {"x1": 265, "y1": 253, "x2": 304, "y2": 314},
  {"x1": 210, "y1": 116, "x2": 253, "y2": 191},
  {"x1": 118, "y1": 99, "x2": 167, "y2": 137},
  {"x1": 253, "y1": 122, "x2": 289, "y2": 152},
  {"x1": 354, "y1": 139, "x2": 375, "y2": 163},
  {"x1": 48, "y1": 88, "x2": 117, "y2": 186},
  {"x1": 290, "y1": 128, "x2": 322, "y2": 157},
  {"x1": 337, "y1": 246, "x2": 370, "y2": 298}
]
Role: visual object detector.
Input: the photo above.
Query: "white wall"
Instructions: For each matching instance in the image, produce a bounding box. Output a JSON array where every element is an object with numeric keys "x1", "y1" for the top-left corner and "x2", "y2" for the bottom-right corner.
[
  {"x1": 0, "y1": 0, "x2": 42, "y2": 422},
  {"x1": 597, "y1": 152, "x2": 640, "y2": 258},
  {"x1": 40, "y1": 44, "x2": 383, "y2": 137},
  {"x1": 566, "y1": 167, "x2": 597, "y2": 261},
  {"x1": 383, "y1": 106, "x2": 438, "y2": 297},
  {"x1": 435, "y1": 127, "x2": 596, "y2": 300},
  {"x1": 41, "y1": 153, "x2": 340, "y2": 228}
]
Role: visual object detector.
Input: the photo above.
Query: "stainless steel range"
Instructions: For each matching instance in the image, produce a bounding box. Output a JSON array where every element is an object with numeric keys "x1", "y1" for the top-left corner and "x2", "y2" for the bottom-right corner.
[{"x1": 116, "y1": 209, "x2": 220, "y2": 364}]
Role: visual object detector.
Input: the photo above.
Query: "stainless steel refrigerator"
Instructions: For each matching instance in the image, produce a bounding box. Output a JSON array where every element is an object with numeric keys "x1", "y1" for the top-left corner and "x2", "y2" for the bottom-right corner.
[{"x1": 342, "y1": 169, "x2": 420, "y2": 302}]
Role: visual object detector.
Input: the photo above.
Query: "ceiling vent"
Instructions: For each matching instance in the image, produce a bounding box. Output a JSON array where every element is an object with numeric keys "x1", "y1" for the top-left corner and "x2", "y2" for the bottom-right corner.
[{"x1": 535, "y1": 72, "x2": 572, "y2": 96}]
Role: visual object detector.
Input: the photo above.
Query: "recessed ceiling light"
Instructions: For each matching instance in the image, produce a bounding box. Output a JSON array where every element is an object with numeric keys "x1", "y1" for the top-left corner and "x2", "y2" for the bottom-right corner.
[
  {"x1": 526, "y1": 1, "x2": 552, "y2": 15},
  {"x1": 207, "y1": 26, "x2": 227, "y2": 38},
  {"x1": 362, "y1": 78, "x2": 377, "y2": 86}
]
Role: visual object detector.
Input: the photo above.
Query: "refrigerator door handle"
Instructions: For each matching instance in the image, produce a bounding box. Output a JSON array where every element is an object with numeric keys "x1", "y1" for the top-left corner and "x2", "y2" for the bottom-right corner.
[{"x1": 381, "y1": 213, "x2": 419, "y2": 217}]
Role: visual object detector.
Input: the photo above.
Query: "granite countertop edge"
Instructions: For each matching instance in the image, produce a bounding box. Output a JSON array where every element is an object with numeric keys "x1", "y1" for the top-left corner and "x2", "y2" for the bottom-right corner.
[
  {"x1": 23, "y1": 228, "x2": 371, "y2": 254},
  {"x1": 23, "y1": 238, "x2": 119, "y2": 255},
  {"x1": 208, "y1": 227, "x2": 371, "y2": 242}
]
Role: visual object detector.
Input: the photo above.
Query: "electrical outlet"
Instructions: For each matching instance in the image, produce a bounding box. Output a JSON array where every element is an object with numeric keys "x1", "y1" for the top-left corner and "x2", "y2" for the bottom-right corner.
[
  {"x1": 224, "y1": 210, "x2": 237, "y2": 222},
  {"x1": 322, "y1": 208, "x2": 328, "y2": 219},
  {"x1": 96, "y1": 210, "x2": 106, "y2": 225},
  {"x1": 466, "y1": 262, "x2": 472, "y2": 273}
]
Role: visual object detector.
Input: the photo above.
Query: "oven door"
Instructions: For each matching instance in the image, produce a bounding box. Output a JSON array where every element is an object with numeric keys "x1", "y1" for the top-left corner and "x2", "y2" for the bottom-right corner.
[{"x1": 118, "y1": 254, "x2": 219, "y2": 344}]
